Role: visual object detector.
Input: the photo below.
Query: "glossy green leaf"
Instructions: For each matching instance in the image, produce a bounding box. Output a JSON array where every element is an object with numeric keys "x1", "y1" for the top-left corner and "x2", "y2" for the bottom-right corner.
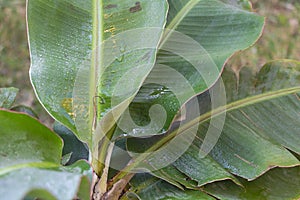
[
  {"x1": 0, "y1": 161, "x2": 91, "y2": 200},
  {"x1": 27, "y1": 0, "x2": 168, "y2": 147},
  {"x1": 115, "y1": 0, "x2": 264, "y2": 138},
  {"x1": 125, "y1": 60, "x2": 300, "y2": 189},
  {"x1": 0, "y1": 110, "x2": 91, "y2": 200},
  {"x1": 204, "y1": 167, "x2": 300, "y2": 200},
  {"x1": 53, "y1": 122, "x2": 89, "y2": 165},
  {"x1": 27, "y1": 0, "x2": 264, "y2": 177},
  {"x1": 126, "y1": 167, "x2": 300, "y2": 200},
  {"x1": 0, "y1": 87, "x2": 18, "y2": 109},
  {"x1": 0, "y1": 110, "x2": 62, "y2": 173},
  {"x1": 125, "y1": 173, "x2": 214, "y2": 200},
  {"x1": 148, "y1": 164, "x2": 198, "y2": 190},
  {"x1": 193, "y1": 60, "x2": 300, "y2": 179},
  {"x1": 140, "y1": 143, "x2": 242, "y2": 187},
  {"x1": 27, "y1": 0, "x2": 92, "y2": 135},
  {"x1": 25, "y1": 190, "x2": 57, "y2": 200}
]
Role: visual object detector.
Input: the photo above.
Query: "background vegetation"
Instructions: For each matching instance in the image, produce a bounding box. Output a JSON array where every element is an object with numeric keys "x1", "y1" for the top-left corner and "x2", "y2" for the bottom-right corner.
[{"x1": 0, "y1": 0, "x2": 299, "y2": 126}]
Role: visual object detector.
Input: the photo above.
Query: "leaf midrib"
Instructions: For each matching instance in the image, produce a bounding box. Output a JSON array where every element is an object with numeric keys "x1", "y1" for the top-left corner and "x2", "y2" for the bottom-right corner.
[
  {"x1": 112, "y1": 86, "x2": 300, "y2": 183},
  {"x1": 90, "y1": 0, "x2": 104, "y2": 136},
  {"x1": 0, "y1": 162, "x2": 59, "y2": 176},
  {"x1": 165, "y1": 86, "x2": 300, "y2": 146},
  {"x1": 167, "y1": 0, "x2": 201, "y2": 31},
  {"x1": 159, "y1": 0, "x2": 201, "y2": 49}
]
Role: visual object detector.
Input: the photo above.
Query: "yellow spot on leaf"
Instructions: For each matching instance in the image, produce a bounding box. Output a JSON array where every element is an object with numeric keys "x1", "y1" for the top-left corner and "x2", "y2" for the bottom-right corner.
[
  {"x1": 104, "y1": 26, "x2": 116, "y2": 34},
  {"x1": 61, "y1": 98, "x2": 75, "y2": 118},
  {"x1": 104, "y1": 14, "x2": 113, "y2": 19}
]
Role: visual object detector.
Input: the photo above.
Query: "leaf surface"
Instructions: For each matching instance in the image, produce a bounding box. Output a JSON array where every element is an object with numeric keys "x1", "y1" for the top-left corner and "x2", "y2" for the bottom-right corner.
[
  {"x1": 126, "y1": 173, "x2": 214, "y2": 200},
  {"x1": 53, "y1": 122, "x2": 89, "y2": 165},
  {"x1": 0, "y1": 110, "x2": 90, "y2": 200},
  {"x1": 126, "y1": 60, "x2": 300, "y2": 188},
  {"x1": 126, "y1": 167, "x2": 300, "y2": 200},
  {"x1": 115, "y1": 0, "x2": 264, "y2": 138},
  {"x1": 0, "y1": 110, "x2": 62, "y2": 172},
  {"x1": 27, "y1": 0, "x2": 168, "y2": 146},
  {"x1": 0, "y1": 161, "x2": 91, "y2": 200},
  {"x1": 204, "y1": 167, "x2": 300, "y2": 200}
]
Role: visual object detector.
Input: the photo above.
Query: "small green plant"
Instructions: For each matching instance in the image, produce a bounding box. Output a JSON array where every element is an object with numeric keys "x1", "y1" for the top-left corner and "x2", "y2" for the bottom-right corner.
[{"x1": 0, "y1": 0, "x2": 299, "y2": 199}]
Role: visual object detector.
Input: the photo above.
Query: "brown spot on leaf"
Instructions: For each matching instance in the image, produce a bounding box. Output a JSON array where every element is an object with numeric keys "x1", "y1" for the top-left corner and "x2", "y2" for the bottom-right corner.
[
  {"x1": 105, "y1": 4, "x2": 118, "y2": 9},
  {"x1": 129, "y1": 2, "x2": 142, "y2": 13}
]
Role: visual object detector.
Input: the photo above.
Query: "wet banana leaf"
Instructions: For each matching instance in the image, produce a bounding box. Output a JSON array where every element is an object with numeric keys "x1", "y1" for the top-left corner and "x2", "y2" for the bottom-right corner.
[
  {"x1": 0, "y1": 110, "x2": 91, "y2": 200},
  {"x1": 125, "y1": 167, "x2": 300, "y2": 200},
  {"x1": 114, "y1": 0, "x2": 264, "y2": 138},
  {"x1": 27, "y1": 0, "x2": 168, "y2": 147},
  {"x1": 127, "y1": 60, "x2": 300, "y2": 189}
]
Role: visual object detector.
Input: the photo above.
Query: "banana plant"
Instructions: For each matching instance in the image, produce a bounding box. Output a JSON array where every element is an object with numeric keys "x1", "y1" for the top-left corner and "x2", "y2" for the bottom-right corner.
[{"x1": 0, "y1": 0, "x2": 299, "y2": 199}]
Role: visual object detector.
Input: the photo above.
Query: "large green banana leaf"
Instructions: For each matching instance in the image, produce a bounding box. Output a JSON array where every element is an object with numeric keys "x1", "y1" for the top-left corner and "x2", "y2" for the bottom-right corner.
[
  {"x1": 0, "y1": 110, "x2": 91, "y2": 200},
  {"x1": 125, "y1": 60, "x2": 300, "y2": 190},
  {"x1": 126, "y1": 173, "x2": 214, "y2": 200},
  {"x1": 204, "y1": 166, "x2": 300, "y2": 200},
  {"x1": 123, "y1": 166, "x2": 300, "y2": 200},
  {"x1": 27, "y1": 0, "x2": 168, "y2": 147},
  {"x1": 27, "y1": 0, "x2": 263, "y2": 147},
  {"x1": 115, "y1": 0, "x2": 264, "y2": 138}
]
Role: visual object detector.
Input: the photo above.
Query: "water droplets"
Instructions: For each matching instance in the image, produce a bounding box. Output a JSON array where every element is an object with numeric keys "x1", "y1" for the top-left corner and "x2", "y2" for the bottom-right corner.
[
  {"x1": 150, "y1": 86, "x2": 170, "y2": 98},
  {"x1": 115, "y1": 43, "x2": 127, "y2": 62}
]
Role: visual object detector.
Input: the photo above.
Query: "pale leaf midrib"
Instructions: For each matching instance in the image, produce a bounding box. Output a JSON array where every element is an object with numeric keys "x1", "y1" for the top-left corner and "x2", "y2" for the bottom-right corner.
[
  {"x1": 0, "y1": 162, "x2": 59, "y2": 176},
  {"x1": 178, "y1": 86, "x2": 300, "y2": 135},
  {"x1": 90, "y1": 0, "x2": 104, "y2": 136},
  {"x1": 114, "y1": 86, "x2": 300, "y2": 180},
  {"x1": 158, "y1": 0, "x2": 200, "y2": 49},
  {"x1": 167, "y1": 0, "x2": 201, "y2": 31}
]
